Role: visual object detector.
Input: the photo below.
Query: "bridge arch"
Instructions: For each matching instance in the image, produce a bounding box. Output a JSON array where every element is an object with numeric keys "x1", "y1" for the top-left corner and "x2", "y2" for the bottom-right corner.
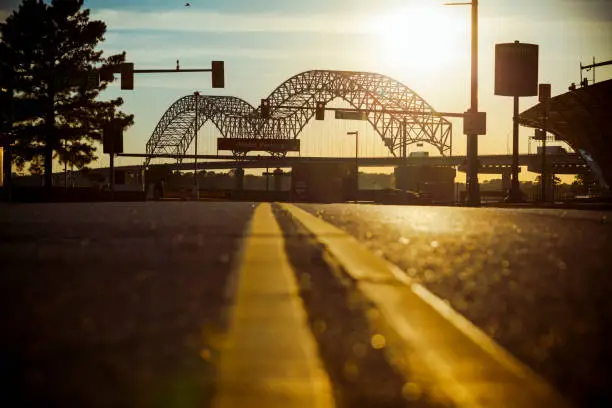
[
  {"x1": 145, "y1": 70, "x2": 452, "y2": 165},
  {"x1": 145, "y1": 95, "x2": 257, "y2": 166},
  {"x1": 258, "y1": 70, "x2": 451, "y2": 155}
]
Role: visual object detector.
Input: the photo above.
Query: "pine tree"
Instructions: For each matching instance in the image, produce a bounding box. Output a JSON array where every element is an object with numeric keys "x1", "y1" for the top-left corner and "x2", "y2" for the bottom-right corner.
[{"x1": 0, "y1": 0, "x2": 134, "y2": 187}]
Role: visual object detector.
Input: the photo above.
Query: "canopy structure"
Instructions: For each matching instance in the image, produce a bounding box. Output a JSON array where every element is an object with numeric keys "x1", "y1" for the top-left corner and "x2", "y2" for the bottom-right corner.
[{"x1": 519, "y1": 79, "x2": 612, "y2": 191}]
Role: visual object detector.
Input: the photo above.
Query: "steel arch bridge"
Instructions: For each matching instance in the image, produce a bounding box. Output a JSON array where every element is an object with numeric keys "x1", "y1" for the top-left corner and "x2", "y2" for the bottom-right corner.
[{"x1": 145, "y1": 70, "x2": 452, "y2": 166}]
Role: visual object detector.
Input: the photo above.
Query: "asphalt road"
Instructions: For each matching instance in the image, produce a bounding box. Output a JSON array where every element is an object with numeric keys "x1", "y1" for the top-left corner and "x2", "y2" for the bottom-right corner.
[
  {"x1": 1, "y1": 202, "x2": 610, "y2": 407},
  {"x1": 298, "y1": 203, "x2": 612, "y2": 407},
  {"x1": 0, "y1": 202, "x2": 255, "y2": 407}
]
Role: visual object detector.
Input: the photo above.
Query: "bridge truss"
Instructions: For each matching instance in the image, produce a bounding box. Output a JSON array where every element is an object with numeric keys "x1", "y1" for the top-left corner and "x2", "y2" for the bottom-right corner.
[{"x1": 145, "y1": 70, "x2": 452, "y2": 166}]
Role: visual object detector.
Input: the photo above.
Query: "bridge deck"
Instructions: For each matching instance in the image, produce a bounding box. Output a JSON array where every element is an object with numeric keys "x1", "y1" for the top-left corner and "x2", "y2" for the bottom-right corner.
[{"x1": 114, "y1": 153, "x2": 586, "y2": 172}]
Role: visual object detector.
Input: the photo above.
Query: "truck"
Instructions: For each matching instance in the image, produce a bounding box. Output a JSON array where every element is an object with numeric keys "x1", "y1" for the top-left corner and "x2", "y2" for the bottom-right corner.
[{"x1": 537, "y1": 146, "x2": 567, "y2": 155}]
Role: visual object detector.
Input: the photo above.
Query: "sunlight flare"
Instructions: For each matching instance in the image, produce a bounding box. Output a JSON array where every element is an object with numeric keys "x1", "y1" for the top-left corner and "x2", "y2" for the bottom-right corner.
[{"x1": 365, "y1": 6, "x2": 465, "y2": 72}]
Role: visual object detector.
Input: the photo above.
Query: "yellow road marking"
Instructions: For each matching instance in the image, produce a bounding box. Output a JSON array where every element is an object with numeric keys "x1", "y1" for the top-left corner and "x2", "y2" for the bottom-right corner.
[
  {"x1": 280, "y1": 203, "x2": 572, "y2": 408},
  {"x1": 212, "y1": 203, "x2": 334, "y2": 408}
]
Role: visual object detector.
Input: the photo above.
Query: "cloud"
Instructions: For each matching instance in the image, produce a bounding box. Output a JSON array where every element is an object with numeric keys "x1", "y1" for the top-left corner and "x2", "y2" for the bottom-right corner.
[{"x1": 92, "y1": 8, "x2": 372, "y2": 34}]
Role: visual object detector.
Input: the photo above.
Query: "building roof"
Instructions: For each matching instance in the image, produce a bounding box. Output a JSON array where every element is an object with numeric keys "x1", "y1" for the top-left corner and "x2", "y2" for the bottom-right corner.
[{"x1": 519, "y1": 79, "x2": 612, "y2": 190}]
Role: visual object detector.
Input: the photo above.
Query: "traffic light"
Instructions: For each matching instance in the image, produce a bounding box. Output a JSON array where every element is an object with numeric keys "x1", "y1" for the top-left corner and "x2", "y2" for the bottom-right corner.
[
  {"x1": 538, "y1": 83, "x2": 551, "y2": 103},
  {"x1": 261, "y1": 99, "x2": 270, "y2": 119},
  {"x1": 121, "y1": 62, "x2": 134, "y2": 90},
  {"x1": 211, "y1": 60, "x2": 224, "y2": 88},
  {"x1": 315, "y1": 101, "x2": 325, "y2": 120}
]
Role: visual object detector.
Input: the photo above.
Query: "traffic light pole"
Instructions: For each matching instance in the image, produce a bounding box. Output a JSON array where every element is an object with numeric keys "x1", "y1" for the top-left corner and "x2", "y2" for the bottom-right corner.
[
  {"x1": 1, "y1": 75, "x2": 14, "y2": 202},
  {"x1": 126, "y1": 60, "x2": 224, "y2": 89},
  {"x1": 110, "y1": 151, "x2": 115, "y2": 200},
  {"x1": 193, "y1": 91, "x2": 199, "y2": 201}
]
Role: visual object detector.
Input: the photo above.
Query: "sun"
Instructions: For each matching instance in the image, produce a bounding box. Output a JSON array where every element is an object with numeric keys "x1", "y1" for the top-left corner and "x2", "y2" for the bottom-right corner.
[{"x1": 367, "y1": 7, "x2": 464, "y2": 73}]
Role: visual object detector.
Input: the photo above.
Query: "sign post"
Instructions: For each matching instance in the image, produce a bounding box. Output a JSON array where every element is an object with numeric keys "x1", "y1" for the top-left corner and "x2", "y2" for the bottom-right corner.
[
  {"x1": 103, "y1": 120, "x2": 124, "y2": 200},
  {"x1": 495, "y1": 41, "x2": 539, "y2": 202}
]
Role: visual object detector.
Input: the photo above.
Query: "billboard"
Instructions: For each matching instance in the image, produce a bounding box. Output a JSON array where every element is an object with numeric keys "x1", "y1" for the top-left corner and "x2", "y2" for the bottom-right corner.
[
  {"x1": 217, "y1": 138, "x2": 300, "y2": 153},
  {"x1": 495, "y1": 42, "x2": 539, "y2": 97},
  {"x1": 335, "y1": 110, "x2": 367, "y2": 121},
  {"x1": 103, "y1": 121, "x2": 124, "y2": 154}
]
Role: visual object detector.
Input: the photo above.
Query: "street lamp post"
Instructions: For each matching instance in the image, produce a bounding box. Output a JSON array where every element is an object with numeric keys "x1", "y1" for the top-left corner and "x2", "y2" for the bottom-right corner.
[
  {"x1": 444, "y1": 0, "x2": 480, "y2": 206},
  {"x1": 347, "y1": 131, "x2": 359, "y2": 201},
  {"x1": 193, "y1": 91, "x2": 200, "y2": 200},
  {"x1": 347, "y1": 131, "x2": 359, "y2": 165},
  {"x1": 538, "y1": 83, "x2": 551, "y2": 202}
]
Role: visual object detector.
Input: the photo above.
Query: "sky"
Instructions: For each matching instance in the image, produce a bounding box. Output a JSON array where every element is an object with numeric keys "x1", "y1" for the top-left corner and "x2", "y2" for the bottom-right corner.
[{"x1": 1, "y1": 0, "x2": 611, "y2": 178}]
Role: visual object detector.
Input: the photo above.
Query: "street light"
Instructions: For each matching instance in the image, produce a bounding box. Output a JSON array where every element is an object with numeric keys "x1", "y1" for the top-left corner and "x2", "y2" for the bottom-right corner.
[
  {"x1": 347, "y1": 131, "x2": 359, "y2": 201},
  {"x1": 347, "y1": 131, "x2": 358, "y2": 164},
  {"x1": 444, "y1": 0, "x2": 480, "y2": 206}
]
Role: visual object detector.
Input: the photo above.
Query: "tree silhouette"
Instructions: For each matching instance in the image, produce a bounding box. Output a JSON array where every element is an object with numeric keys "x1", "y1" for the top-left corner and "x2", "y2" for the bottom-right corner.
[{"x1": 0, "y1": 0, "x2": 133, "y2": 187}]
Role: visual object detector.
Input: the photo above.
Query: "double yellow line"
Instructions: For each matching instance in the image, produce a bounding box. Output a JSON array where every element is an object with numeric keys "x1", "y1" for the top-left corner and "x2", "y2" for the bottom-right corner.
[
  {"x1": 213, "y1": 203, "x2": 571, "y2": 408},
  {"x1": 212, "y1": 203, "x2": 333, "y2": 408}
]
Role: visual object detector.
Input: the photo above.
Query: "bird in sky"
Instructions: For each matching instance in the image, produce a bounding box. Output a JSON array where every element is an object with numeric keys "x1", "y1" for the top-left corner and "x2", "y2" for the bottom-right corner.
[{"x1": 185, "y1": 2, "x2": 190, "y2": 6}]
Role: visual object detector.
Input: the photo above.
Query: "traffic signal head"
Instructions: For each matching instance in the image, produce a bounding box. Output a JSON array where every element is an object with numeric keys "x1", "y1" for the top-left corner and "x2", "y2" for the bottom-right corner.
[
  {"x1": 538, "y1": 83, "x2": 551, "y2": 103},
  {"x1": 315, "y1": 101, "x2": 325, "y2": 120},
  {"x1": 121, "y1": 63, "x2": 134, "y2": 90},
  {"x1": 261, "y1": 99, "x2": 270, "y2": 119},
  {"x1": 211, "y1": 60, "x2": 224, "y2": 88}
]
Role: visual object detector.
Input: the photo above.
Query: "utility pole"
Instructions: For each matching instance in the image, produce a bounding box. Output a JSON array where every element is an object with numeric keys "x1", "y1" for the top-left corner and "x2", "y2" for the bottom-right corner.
[{"x1": 444, "y1": 0, "x2": 480, "y2": 205}]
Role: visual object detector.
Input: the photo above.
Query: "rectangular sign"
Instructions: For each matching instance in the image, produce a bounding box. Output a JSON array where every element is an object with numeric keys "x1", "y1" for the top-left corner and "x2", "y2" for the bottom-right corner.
[
  {"x1": 335, "y1": 110, "x2": 367, "y2": 121},
  {"x1": 103, "y1": 122, "x2": 124, "y2": 154},
  {"x1": 463, "y1": 111, "x2": 487, "y2": 135},
  {"x1": 217, "y1": 138, "x2": 300, "y2": 153}
]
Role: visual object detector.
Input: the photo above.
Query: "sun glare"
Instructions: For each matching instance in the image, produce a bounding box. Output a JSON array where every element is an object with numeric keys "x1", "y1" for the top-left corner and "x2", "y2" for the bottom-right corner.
[{"x1": 367, "y1": 7, "x2": 464, "y2": 73}]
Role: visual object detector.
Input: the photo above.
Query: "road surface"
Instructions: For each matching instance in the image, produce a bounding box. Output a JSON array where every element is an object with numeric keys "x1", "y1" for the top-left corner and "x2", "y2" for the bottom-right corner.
[{"x1": 1, "y1": 202, "x2": 610, "y2": 407}]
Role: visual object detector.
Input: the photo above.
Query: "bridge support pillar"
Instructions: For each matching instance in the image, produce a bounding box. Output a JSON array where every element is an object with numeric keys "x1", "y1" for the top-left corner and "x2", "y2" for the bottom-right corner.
[{"x1": 234, "y1": 168, "x2": 244, "y2": 191}]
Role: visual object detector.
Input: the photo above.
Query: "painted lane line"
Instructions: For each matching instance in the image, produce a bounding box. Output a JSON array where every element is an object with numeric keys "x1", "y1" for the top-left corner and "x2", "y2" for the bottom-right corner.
[
  {"x1": 280, "y1": 203, "x2": 571, "y2": 408},
  {"x1": 212, "y1": 203, "x2": 334, "y2": 408}
]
